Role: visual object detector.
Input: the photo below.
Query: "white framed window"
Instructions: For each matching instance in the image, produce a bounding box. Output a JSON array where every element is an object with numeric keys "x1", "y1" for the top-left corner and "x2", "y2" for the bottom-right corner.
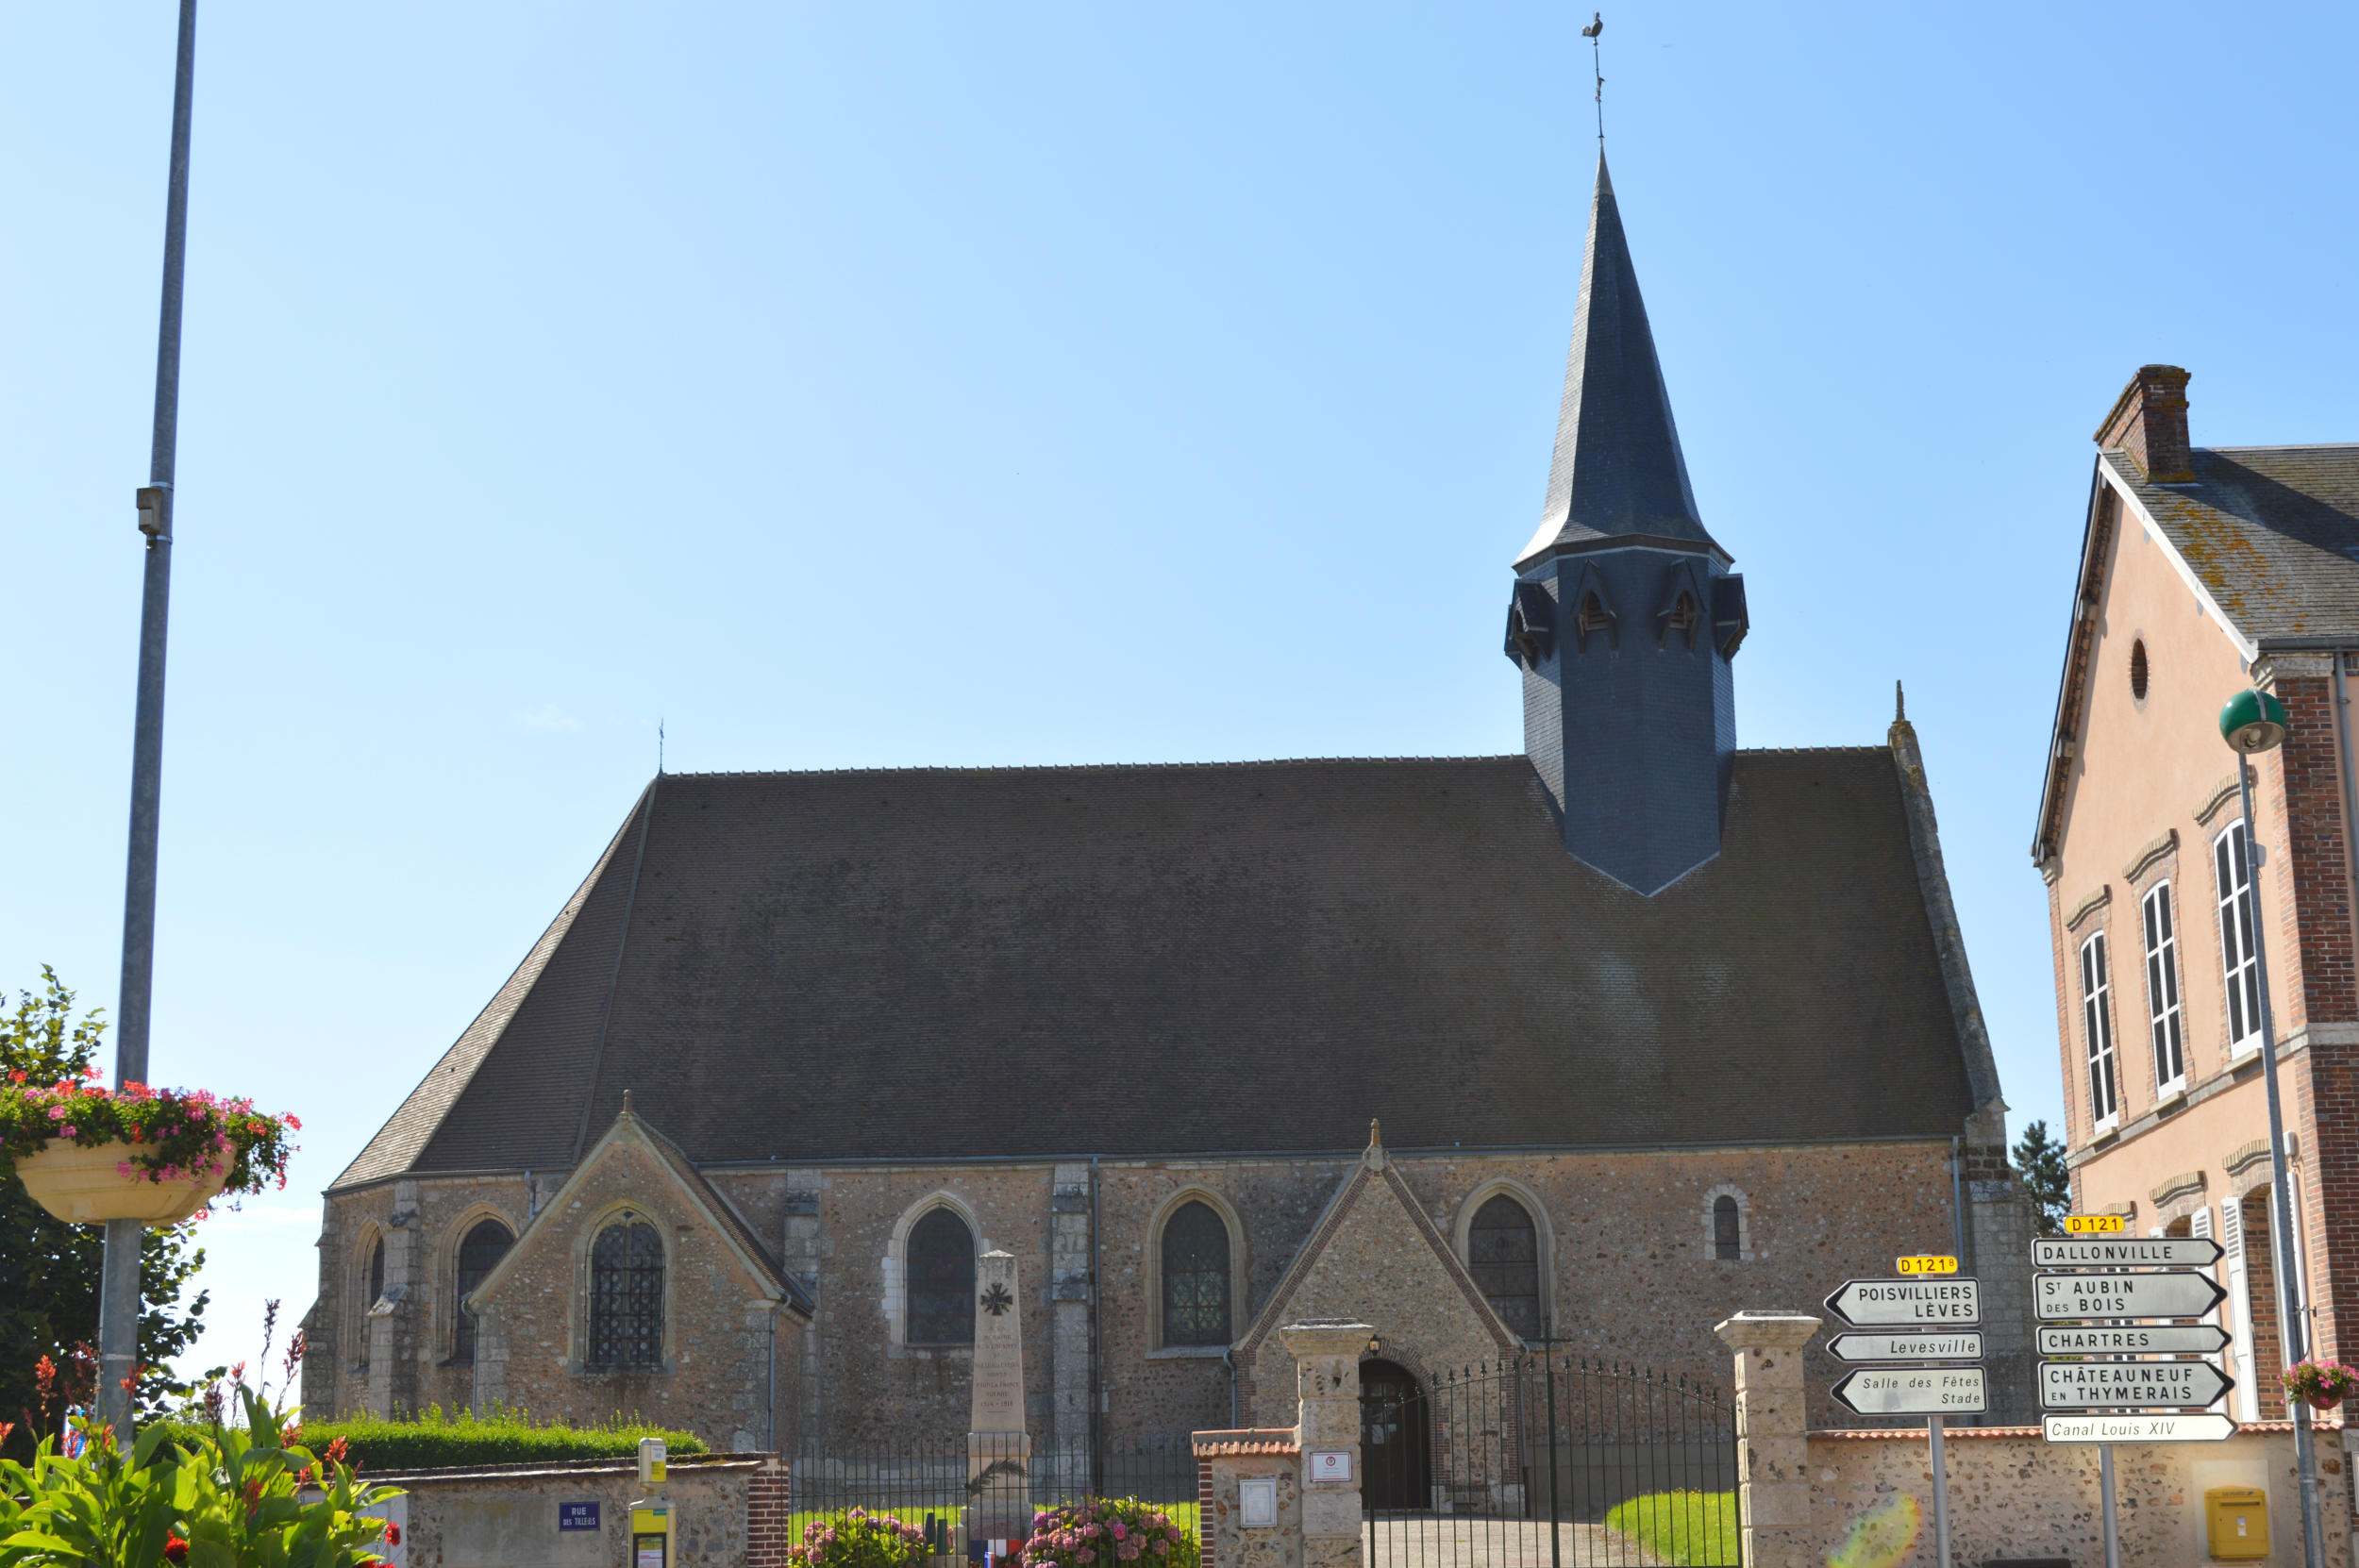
[
  {"x1": 2141, "y1": 881, "x2": 2186, "y2": 1093},
  {"x1": 2215, "y1": 823, "x2": 2264, "y2": 1056},
  {"x1": 2081, "y1": 930, "x2": 2118, "y2": 1131}
]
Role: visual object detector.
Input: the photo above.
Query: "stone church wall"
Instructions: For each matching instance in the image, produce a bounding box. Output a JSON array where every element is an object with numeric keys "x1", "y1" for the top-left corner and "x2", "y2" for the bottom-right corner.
[{"x1": 309, "y1": 1132, "x2": 2008, "y2": 1447}]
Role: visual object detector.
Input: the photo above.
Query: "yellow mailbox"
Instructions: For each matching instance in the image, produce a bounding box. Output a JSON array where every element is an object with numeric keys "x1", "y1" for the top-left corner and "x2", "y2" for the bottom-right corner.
[{"x1": 2205, "y1": 1486, "x2": 2268, "y2": 1560}]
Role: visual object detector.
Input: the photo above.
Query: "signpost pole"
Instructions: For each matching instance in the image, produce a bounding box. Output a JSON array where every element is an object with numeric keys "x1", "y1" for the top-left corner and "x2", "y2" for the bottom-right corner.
[
  {"x1": 1927, "y1": 1415, "x2": 1950, "y2": 1568},
  {"x1": 2098, "y1": 1443, "x2": 2119, "y2": 1568},
  {"x1": 2234, "y1": 752, "x2": 2327, "y2": 1568}
]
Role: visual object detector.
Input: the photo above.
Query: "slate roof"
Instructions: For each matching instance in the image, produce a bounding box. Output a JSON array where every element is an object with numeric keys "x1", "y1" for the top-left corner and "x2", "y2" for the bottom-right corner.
[
  {"x1": 1517, "y1": 152, "x2": 1723, "y2": 570},
  {"x1": 2101, "y1": 445, "x2": 2359, "y2": 644},
  {"x1": 337, "y1": 748, "x2": 1980, "y2": 1188}
]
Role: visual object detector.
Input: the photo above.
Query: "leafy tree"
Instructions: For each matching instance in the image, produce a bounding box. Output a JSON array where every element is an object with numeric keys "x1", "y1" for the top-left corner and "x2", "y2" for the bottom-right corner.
[
  {"x1": 2012, "y1": 1118, "x2": 2072, "y2": 1237},
  {"x1": 0, "y1": 968, "x2": 221, "y2": 1460}
]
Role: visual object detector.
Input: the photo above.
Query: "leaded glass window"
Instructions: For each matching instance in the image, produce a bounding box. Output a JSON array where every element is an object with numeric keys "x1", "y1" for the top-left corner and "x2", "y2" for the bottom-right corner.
[
  {"x1": 453, "y1": 1218, "x2": 513, "y2": 1364},
  {"x1": 1468, "y1": 1194, "x2": 1542, "y2": 1338},
  {"x1": 588, "y1": 1219, "x2": 664, "y2": 1370},
  {"x1": 367, "y1": 1236, "x2": 385, "y2": 1307},
  {"x1": 1714, "y1": 1195, "x2": 1741, "y2": 1260},
  {"x1": 1162, "y1": 1201, "x2": 1231, "y2": 1346},
  {"x1": 907, "y1": 1208, "x2": 977, "y2": 1345}
]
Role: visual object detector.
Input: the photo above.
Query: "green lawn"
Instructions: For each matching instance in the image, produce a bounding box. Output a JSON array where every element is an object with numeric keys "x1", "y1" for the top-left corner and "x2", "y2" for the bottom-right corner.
[{"x1": 1601, "y1": 1490, "x2": 1739, "y2": 1567}]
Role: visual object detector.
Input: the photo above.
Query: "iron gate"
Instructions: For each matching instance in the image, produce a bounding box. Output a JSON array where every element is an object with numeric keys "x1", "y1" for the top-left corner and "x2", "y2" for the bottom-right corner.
[{"x1": 1363, "y1": 1353, "x2": 1739, "y2": 1568}]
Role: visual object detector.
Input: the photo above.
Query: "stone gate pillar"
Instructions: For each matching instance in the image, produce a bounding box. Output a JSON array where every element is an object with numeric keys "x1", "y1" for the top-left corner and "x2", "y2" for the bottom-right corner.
[
  {"x1": 1280, "y1": 1322, "x2": 1370, "y2": 1568},
  {"x1": 1713, "y1": 1311, "x2": 1819, "y2": 1568}
]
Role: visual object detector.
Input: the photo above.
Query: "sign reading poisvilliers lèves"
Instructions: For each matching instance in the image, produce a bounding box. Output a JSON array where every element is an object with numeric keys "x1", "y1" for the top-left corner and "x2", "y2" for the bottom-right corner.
[{"x1": 968, "y1": 1249, "x2": 1031, "y2": 1543}]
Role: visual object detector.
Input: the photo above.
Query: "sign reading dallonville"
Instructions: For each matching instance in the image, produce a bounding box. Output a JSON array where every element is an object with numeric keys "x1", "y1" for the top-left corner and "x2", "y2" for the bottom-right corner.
[
  {"x1": 2033, "y1": 1236, "x2": 2224, "y2": 1270},
  {"x1": 1823, "y1": 1277, "x2": 1981, "y2": 1327}
]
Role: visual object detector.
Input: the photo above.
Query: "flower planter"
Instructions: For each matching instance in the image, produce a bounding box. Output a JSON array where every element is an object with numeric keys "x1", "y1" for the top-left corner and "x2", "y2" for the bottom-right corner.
[
  {"x1": 2311, "y1": 1391, "x2": 2346, "y2": 1411},
  {"x1": 11, "y1": 1140, "x2": 227, "y2": 1225}
]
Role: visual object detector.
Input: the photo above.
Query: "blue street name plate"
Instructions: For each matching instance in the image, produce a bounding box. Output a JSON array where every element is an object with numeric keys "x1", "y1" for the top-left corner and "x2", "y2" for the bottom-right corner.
[{"x1": 560, "y1": 1502, "x2": 600, "y2": 1531}]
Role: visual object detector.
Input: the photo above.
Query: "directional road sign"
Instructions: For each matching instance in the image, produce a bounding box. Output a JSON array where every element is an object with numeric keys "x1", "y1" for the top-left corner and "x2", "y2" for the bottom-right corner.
[
  {"x1": 2035, "y1": 1270, "x2": 2227, "y2": 1321},
  {"x1": 1824, "y1": 1277, "x2": 1981, "y2": 1328},
  {"x1": 2033, "y1": 1236, "x2": 2225, "y2": 1270},
  {"x1": 2039, "y1": 1359, "x2": 2234, "y2": 1410},
  {"x1": 2039, "y1": 1324, "x2": 2232, "y2": 1357},
  {"x1": 1832, "y1": 1366, "x2": 1987, "y2": 1416},
  {"x1": 1828, "y1": 1331, "x2": 1983, "y2": 1363},
  {"x1": 2043, "y1": 1412, "x2": 2236, "y2": 1444}
]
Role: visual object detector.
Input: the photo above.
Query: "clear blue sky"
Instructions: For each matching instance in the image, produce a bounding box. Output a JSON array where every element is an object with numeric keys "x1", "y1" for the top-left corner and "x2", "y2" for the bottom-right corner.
[{"x1": 5, "y1": 5, "x2": 2355, "y2": 1391}]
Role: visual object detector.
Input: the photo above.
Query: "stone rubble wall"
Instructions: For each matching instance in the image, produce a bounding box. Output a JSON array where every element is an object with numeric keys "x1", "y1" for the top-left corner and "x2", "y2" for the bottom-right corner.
[
  {"x1": 1805, "y1": 1425, "x2": 2348, "y2": 1568},
  {"x1": 360, "y1": 1453, "x2": 784, "y2": 1568}
]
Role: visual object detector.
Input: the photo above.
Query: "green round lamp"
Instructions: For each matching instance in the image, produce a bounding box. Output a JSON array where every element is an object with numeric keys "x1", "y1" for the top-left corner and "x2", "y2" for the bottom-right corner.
[{"x1": 2220, "y1": 688, "x2": 2290, "y2": 754}]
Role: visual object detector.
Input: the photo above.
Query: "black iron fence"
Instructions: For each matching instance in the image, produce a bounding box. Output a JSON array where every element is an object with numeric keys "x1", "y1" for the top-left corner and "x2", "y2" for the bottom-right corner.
[
  {"x1": 1364, "y1": 1354, "x2": 1738, "y2": 1568},
  {"x1": 790, "y1": 1432, "x2": 1201, "y2": 1554}
]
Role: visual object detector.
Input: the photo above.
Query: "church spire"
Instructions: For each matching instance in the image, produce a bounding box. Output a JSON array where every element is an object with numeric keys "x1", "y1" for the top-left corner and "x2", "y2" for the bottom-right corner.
[{"x1": 1517, "y1": 152, "x2": 1720, "y2": 570}]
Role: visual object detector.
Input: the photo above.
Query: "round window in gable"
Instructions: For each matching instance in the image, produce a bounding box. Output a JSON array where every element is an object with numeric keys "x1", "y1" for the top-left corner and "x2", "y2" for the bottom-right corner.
[{"x1": 2131, "y1": 640, "x2": 2150, "y2": 701}]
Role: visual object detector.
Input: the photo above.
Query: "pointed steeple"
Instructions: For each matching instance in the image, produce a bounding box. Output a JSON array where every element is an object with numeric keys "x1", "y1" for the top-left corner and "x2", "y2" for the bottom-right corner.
[{"x1": 1517, "y1": 153, "x2": 1720, "y2": 569}]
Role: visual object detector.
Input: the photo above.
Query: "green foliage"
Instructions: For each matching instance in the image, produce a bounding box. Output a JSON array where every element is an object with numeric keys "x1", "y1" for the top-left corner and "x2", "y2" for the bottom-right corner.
[
  {"x1": 1022, "y1": 1497, "x2": 1199, "y2": 1568},
  {"x1": 784, "y1": 1507, "x2": 930, "y2": 1568},
  {"x1": 164, "y1": 1406, "x2": 706, "y2": 1475},
  {"x1": 2011, "y1": 1118, "x2": 2072, "y2": 1237},
  {"x1": 0, "y1": 970, "x2": 220, "y2": 1461},
  {"x1": 1602, "y1": 1490, "x2": 1739, "y2": 1567},
  {"x1": 0, "y1": 1386, "x2": 400, "y2": 1568}
]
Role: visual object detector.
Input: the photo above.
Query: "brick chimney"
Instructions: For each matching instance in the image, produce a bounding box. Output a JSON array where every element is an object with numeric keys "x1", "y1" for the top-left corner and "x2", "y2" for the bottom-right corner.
[{"x1": 2095, "y1": 364, "x2": 2195, "y2": 482}]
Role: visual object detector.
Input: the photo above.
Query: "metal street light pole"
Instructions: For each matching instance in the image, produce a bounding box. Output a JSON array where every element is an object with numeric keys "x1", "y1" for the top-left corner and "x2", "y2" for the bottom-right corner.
[
  {"x1": 2220, "y1": 685, "x2": 2325, "y2": 1568},
  {"x1": 99, "y1": 0, "x2": 198, "y2": 1441}
]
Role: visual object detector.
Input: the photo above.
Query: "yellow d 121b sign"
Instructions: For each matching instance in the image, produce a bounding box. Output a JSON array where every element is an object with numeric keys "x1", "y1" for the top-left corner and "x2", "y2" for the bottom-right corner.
[
  {"x1": 1897, "y1": 1255, "x2": 1960, "y2": 1275},
  {"x1": 2064, "y1": 1214, "x2": 2128, "y2": 1234}
]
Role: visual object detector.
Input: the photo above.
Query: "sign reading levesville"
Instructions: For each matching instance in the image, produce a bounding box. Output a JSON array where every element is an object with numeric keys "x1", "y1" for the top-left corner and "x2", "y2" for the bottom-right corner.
[
  {"x1": 1824, "y1": 1278, "x2": 1981, "y2": 1327},
  {"x1": 1831, "y1": 1366, "x2": 1987, "y2": 1416},
  {"x1": 2033, "y1": 1237, "x2": 2225, "y2": 1270},
  {"x1": 2035, "y1": 1270, "x2": 2227, "y2": 1321},
  {"x1": 2040, "y1": 1359, "x2": 2234, "y2": 1410},
  {"x1": 1827, "y1": 1331, "x2": 1982, "y2": 1364}
]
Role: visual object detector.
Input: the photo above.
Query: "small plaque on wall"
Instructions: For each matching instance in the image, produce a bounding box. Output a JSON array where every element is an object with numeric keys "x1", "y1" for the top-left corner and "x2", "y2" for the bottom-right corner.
[
  {"x1": 1307, "y1": 1449, "x2": 1351, "y2": 1483},
  {"x1": 1239, "y1": 1477, "x2": 1277, "y2": 1527}
]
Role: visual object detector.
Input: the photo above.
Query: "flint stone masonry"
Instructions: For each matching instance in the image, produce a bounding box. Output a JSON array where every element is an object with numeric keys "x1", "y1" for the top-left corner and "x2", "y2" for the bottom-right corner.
[{"x1": 357, "y1": 1452, "x2": 789, "y2": 1568}]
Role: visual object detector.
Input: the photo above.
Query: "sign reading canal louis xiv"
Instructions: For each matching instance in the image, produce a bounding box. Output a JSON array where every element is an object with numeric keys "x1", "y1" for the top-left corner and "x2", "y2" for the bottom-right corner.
[
  {"x1": 1831, "y1": 1366, "x2": 1987, "y2": 1416},
  {"x1": 2043, "y1": 1412, "x2": 2237, "y2": 1444},
  {"x1": 2034, "y1": 1270, "x2": 2227, "y2": 1321},
  {"x1": 1823, "y1": 1278, "x2": 1981, "y2": 1327}
]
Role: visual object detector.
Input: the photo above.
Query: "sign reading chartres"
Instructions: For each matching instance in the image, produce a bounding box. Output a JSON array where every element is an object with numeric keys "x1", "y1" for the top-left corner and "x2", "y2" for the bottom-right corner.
[
  {"x1": 2040, "y1": 1359, "x2": 2234, "y2": 1410},
  {"x1": 1823, "y1": 1277, "x2": 1981, "y2": 1327},
  {"x1": 1831, "y1": 1366, "x2": 1987, "y2": 1416},
  {"x1": 2035, "y1": 1270, "x2": 2228, "y2": 1322},
  {"x1": 2038, "y1": 1324, "x2": 2232, "y2": 1357},
  {"x1": 1826, "y1": 1331, "x2": 1983, "y2": 1363},
  {"x1": 2033, "y1": 1237, "x2": 2225, "y2": 1270}
]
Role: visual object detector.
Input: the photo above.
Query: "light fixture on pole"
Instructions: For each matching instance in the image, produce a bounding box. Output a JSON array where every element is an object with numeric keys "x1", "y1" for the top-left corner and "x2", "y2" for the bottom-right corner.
[{"x1": 2217, "y1": 683, "x2": 2323, "y2": 1568}]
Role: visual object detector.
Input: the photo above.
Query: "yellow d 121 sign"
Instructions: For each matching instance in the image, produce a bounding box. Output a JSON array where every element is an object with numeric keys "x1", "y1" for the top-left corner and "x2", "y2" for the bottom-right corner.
[
  {"x1": 2064, "y1": 1214, "x2": 2128, "y2": 1234},
  {"x1": 1897, "y1": 1255, "x2": 1960, "y2": 1275}
]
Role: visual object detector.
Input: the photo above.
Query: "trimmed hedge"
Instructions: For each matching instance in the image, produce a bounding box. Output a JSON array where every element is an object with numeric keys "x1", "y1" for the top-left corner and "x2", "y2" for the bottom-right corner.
[{"x1": 163, "y1": 1406, "x2": 707, "y2": 1474}]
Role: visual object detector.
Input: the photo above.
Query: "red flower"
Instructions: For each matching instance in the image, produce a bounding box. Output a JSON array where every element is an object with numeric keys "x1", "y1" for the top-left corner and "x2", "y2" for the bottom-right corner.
[
  {"x1": 383, "y1": 1520, "x2": 402, "y2": 1545},
  {"x1": 325, "y1": 1435, "x2": 351, "y2": 1464},
  {"x1": 164, "y1": 1534, "x2": 190, "y2": 1564}
]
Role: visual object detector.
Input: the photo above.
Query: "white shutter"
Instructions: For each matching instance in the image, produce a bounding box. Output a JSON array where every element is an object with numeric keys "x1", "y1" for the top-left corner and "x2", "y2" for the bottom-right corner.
[
  {"x1": 2191, "y1": 1208, "x2": 2227, "y2": 1407},
  {"x1": 2220, "y1": 1201, "x2": 2259, "y2": 1421}
]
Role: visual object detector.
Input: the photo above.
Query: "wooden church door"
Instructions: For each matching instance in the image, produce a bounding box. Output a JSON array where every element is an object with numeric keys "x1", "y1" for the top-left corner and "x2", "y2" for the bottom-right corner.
[{"x1": 1359, "y1": 1359, "x2": 1430, "y2": 1511}]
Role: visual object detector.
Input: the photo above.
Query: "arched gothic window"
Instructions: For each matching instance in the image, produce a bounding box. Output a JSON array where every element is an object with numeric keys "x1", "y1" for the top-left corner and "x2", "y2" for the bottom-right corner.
[
  {"x1": 452, "y1": 1218, "x2": 514, "y2": 1363},
  {"x1": 367, "y1": 1235, "x2": 385, "y2": 1307},
  {"x1": 1162, "y1": 1201, "x2": 1231, "y2": 1346},
  {"x1": 588, "y1": 1218, "x2": 664, "y2": 1370},
  {"x1": 1468, "y1": 1194, "x2": 1542, "y2": 1339},
  {"x1": 907, "y1": 1208, "x2": 977, "y2": 1345},
  {"x1": 1714, "y1": 1195, "x2": 1741, "y2": 1260}
]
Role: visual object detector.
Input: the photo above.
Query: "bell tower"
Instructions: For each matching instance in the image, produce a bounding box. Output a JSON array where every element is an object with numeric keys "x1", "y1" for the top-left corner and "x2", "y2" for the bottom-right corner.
[{"x1": 1503, "y1": 153, "x2": 1746, "y2": 895}]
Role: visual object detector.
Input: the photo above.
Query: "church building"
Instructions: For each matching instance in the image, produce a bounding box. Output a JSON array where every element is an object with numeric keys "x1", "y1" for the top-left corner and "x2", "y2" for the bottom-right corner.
[{"x1": 305, "y1": 156, "x2": 2033, "y2": 1456}]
